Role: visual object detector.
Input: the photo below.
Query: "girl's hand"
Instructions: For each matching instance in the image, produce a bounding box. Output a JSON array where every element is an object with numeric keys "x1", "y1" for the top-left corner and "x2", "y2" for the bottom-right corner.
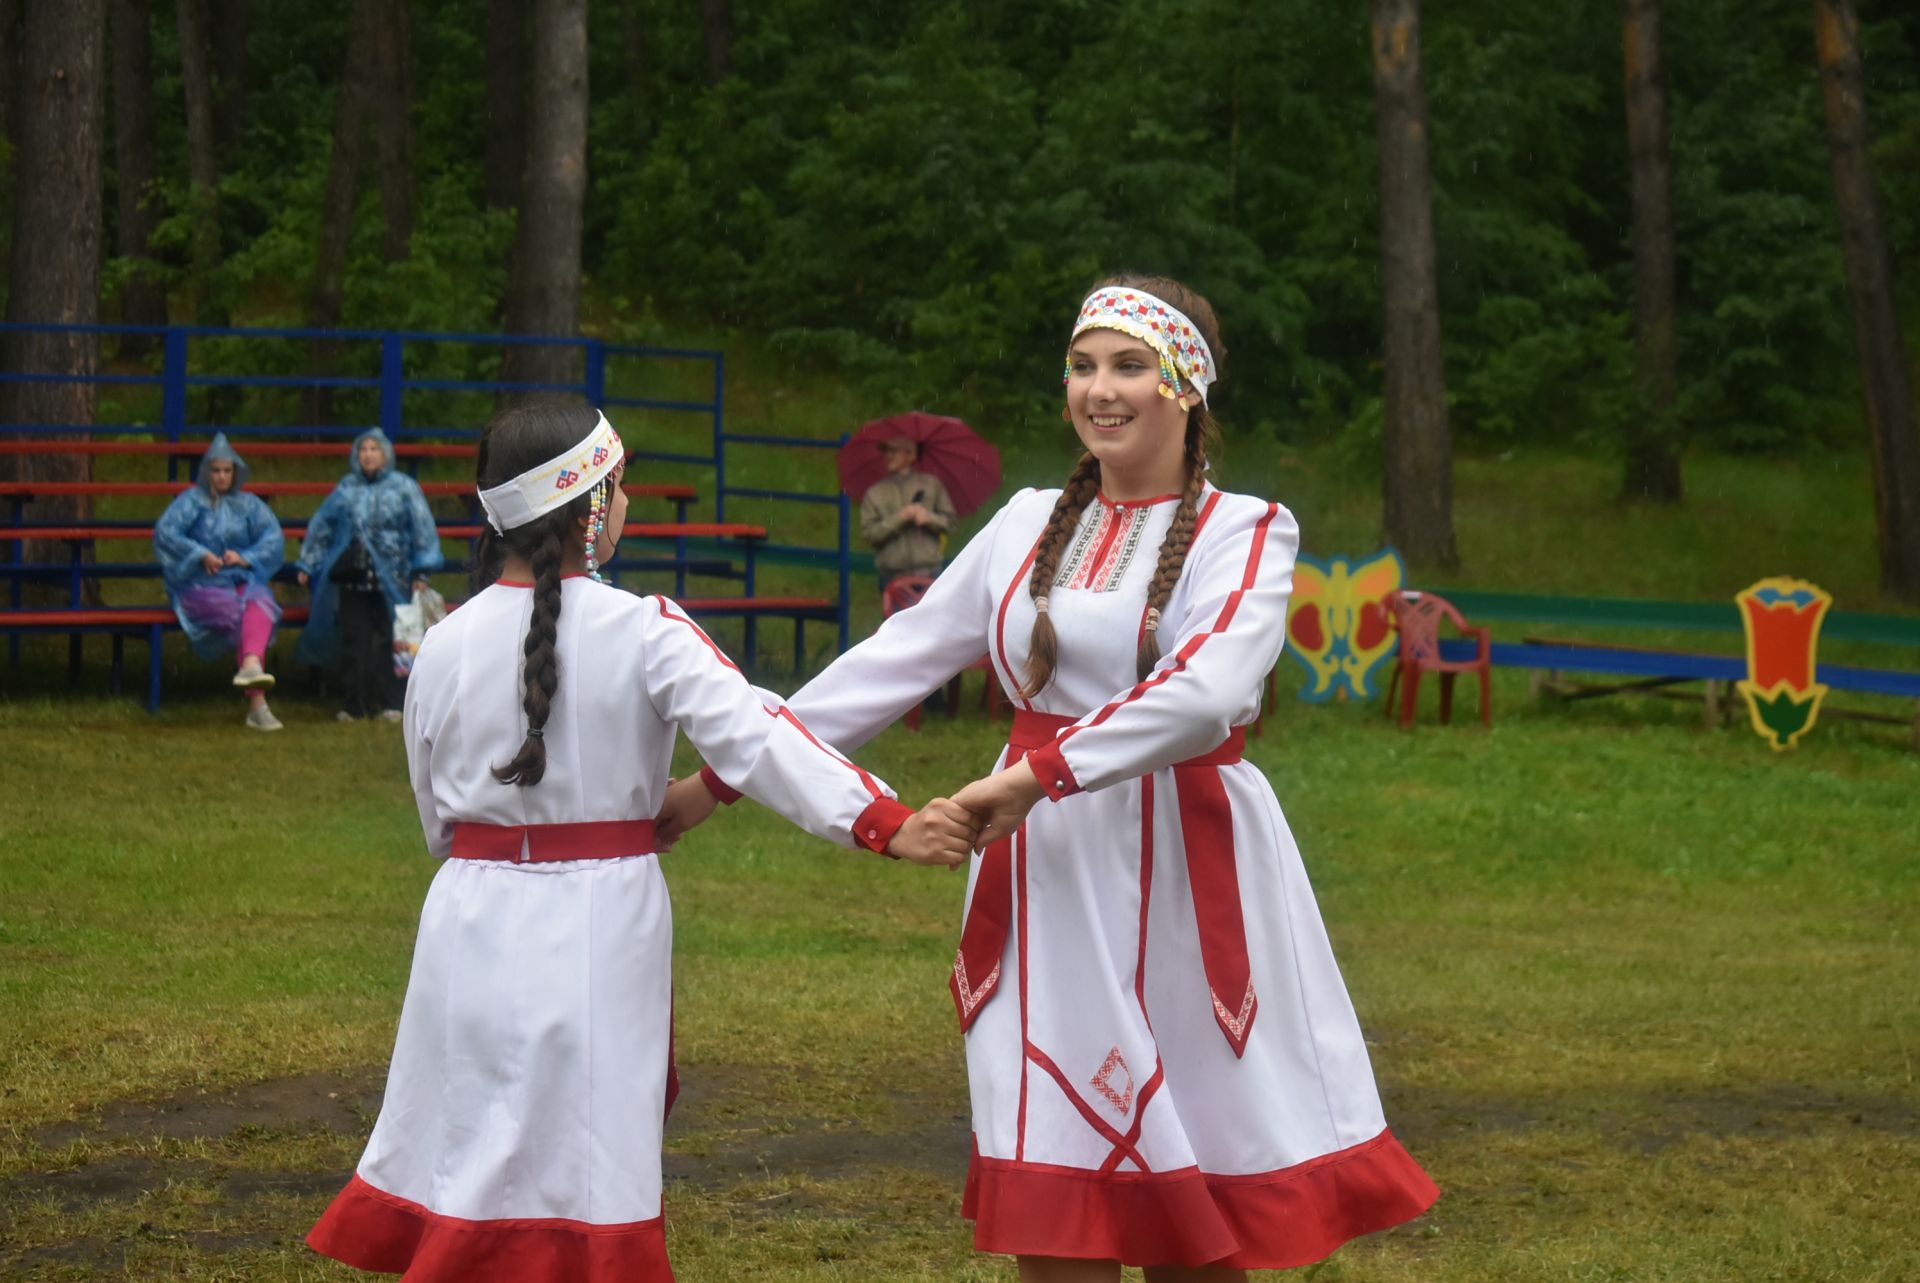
[
  {"x1": 951, "y1": 760, "x2": 1047, "y2": 851},
  {"x1": 297, "y1": 570, "x2": 310, "y2": 587},
  {"x1": 886, "y1": 798, "x2": 977, "y2": 868},
  {"x1": 200, "y1": 552, "x2": 222, "y2": 575},
  {"x1": 654, "y1": 774, "x2": 718, "y2": 852},
  {"x1": 221, "y1": 549, "x2": 246, "y2": 567}
]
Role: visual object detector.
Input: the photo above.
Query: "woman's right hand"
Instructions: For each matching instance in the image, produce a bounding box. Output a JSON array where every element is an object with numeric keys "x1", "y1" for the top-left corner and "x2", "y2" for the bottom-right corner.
[
  {"x1": 297, "y1": 570, "x2": 310, "y2": 587},
  {"x1": 200, "y1": 552, "x2": 222, "y2": 575},
  {"x1": 886, "y1": 798, "x2": 977, "y2": 868}
]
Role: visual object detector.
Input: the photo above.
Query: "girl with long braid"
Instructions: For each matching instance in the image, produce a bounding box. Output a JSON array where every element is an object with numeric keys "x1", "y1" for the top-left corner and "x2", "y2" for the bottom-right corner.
[
  {"x1": 308, "y1": 397, "x2": 975, "y2": 1283},
  {"x1": 677, "y1": 276, "x2": 1438, "y2": 1278}
]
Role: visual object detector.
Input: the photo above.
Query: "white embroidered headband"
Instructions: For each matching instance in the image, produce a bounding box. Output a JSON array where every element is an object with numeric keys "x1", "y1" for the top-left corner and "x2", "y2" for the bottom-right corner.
[
  {"x1": 477, "y1": 410, "x2": 624, "y2": 533},
  {"x1": 1066, "y1": 285, "x2": 1217, "y2": 408}
]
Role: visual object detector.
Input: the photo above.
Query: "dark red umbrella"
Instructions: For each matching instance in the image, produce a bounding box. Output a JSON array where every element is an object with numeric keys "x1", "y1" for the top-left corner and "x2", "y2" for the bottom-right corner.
[{"x1": 838, "y1": 411, "x2": 1003, "y2": 517}]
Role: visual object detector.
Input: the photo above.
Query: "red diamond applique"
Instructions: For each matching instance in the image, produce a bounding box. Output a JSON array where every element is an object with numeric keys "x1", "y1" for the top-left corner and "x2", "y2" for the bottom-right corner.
[
  {"x1": 1090, "y1": 1047, "x2": 1134, "y2": 1116},
  {"x1": 554, "y1": 468, "x2": 581, "y2": 490}
]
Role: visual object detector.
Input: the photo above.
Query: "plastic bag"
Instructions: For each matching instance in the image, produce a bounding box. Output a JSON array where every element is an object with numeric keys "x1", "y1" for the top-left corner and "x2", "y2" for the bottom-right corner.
[{"x1": 392, "y1": 584, "x2": 449, "y2": 678}]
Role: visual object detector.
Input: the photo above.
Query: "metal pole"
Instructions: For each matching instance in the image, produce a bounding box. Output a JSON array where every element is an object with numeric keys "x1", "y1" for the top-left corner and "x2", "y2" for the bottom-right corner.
[
  {"x1": 381, "y1": 335, "x2": 404, "y2": 439},
  {"x1": 712, "y1": 353, "x2": 726, "y2": 522},
  {"x1": 162, "y1": 329, "x2": 189, "y2": 480},
  {"x1": 837, "y1": 472, "x2": 852, "y2": 654},
  {"x1": 585, "y1": 339, "x2": 607, "y2": 406}
]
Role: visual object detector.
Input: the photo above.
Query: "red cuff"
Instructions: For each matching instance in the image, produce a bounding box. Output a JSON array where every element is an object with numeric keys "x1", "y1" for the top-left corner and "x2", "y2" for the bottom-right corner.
[
  {"x1": 853, "y1": 797, "x2": 914, "y2": 856},
  {"x1": 1024, "y1": 739, "x2": 1082, "y2": 800},
  {"x1": 698, "y1": 764, "x2": 743, "y2": 805}
]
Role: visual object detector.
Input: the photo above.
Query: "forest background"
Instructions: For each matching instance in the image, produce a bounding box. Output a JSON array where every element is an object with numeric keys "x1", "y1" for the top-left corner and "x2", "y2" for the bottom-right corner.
[{"x1": 2, "y1": 0, "x2": 1919, "y2": 591}]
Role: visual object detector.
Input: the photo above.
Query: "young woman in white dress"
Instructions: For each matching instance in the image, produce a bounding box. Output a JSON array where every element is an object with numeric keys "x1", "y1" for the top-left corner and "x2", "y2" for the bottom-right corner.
[
  {"x1": 678, "y1": 276, "x2": 1439, "y2": 1279},
  {"x1": 307, "y1": 397, "x2": 974, "y2": 1283}
]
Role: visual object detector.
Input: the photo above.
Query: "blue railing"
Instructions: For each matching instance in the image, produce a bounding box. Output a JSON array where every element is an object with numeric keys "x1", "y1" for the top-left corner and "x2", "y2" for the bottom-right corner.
[{"x1": 0, "y1": 321, "x2": 856, "y2": 655}]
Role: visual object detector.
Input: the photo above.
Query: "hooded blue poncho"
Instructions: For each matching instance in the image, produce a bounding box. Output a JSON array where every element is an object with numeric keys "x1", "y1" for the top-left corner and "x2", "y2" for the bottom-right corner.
[
  {"x1": 295, "y1": 428, "x2": 445, "y2": 665},
  {"x1": 152, "y1": 434, "x2": 287, "y2": 659}
]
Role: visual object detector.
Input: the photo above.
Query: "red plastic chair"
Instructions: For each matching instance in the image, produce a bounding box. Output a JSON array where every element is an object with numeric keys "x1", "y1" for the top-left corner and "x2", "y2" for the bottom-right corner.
[
  {"x1": 881, "y1": 575, "x2": 1001, "y2": 730},
  {"x1": 1381, "y1": 590, "x2": 1492, "y2": 729}
]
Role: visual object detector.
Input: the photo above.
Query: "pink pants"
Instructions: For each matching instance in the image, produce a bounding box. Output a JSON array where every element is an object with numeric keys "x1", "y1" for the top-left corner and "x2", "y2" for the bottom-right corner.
[{"x1": 239, "y1": 601, "x2": 274, "y2": 662}]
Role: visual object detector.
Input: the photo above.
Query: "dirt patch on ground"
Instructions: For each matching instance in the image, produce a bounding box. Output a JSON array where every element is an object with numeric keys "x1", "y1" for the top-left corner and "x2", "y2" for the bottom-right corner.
[
  {"x1": 28, "y1": 1071, "x2": 385, "y2": 1151},
  {"x1": 5, "y1": 1066, "x2": 1912, "y2": 1271}
]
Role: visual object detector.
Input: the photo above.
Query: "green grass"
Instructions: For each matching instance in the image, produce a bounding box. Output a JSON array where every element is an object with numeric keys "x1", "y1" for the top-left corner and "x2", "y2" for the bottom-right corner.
[
  {"x1": 2, "y1": 678, "x2": 1916, "y2": 1280},
  {"x1": 6, "y1": 360, "x2": 1919, "y2": 1278}
]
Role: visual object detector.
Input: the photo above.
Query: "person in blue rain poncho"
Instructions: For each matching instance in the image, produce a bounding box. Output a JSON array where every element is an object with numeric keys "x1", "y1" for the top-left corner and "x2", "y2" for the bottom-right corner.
[
  {"x1": 295, "y1": 429, "x2": 444, "y2": 721},
  {"x1": 152, "y1": 433, "x2": 288, "y2": 730}
]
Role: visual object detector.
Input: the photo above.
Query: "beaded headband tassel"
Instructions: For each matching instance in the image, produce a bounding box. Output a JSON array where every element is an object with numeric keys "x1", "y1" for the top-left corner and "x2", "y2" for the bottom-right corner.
[
  {"x1": 1065, "y1": 287, "x2": 1217, "y2": 410},
  {"x1": 477, "y1": 410, "x2": 624, "y2": 533}
]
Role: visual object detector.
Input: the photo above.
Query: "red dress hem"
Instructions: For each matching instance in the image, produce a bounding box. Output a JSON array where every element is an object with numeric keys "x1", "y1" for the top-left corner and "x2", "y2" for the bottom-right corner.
[
  {"x1": 962, "y1": 1127, "x2": 1438, "y2": 1268},
  {"x1": 307, "y1": 1173, "x2": 675, "y2": 1282}
]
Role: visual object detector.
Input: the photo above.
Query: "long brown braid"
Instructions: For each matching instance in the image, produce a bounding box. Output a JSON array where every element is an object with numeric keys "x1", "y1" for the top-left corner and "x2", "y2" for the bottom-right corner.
[
  {"x1": 473, "y1": 395, "x2": 604, "y2": 787},
  {"x1": 1022, "y1": 273, "x2": 1226, "y2": 697}
]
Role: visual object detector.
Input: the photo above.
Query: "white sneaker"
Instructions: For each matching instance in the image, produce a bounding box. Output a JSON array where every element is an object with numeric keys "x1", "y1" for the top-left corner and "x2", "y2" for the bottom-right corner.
[
  {"x1": 246, "y1": 704, "x2": 284, "y2": 731},
  {"x1": 233, "y1": 658, "x2": 276, "y2": 690},
  {"x1": 381, "y1": 709, "x2": 403, "y2": 723},
  {"x1": 335, "y1": 710, "x2": 358, "y2": 723}
]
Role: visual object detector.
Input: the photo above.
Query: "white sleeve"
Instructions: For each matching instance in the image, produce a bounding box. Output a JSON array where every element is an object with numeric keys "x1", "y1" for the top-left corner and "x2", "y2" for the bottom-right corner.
[
  {"x1": 1025, "y1": 499, "x2": 1299, "y2": 799},
  {"x1": 786, "y1": 490, "x2": 1035, "y2": 751},
  {"x1": 402, "y1": 630, "x2": 454, "y2": 860},
  {"x1": 642, "y1": 597, "x2": 912, "y2": 851}
]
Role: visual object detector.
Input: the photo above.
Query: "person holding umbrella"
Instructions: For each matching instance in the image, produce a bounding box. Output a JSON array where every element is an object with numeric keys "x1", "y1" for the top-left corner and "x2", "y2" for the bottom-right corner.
[{"x1": 861, "y1": 435, "x2": 959, "y2": 589}]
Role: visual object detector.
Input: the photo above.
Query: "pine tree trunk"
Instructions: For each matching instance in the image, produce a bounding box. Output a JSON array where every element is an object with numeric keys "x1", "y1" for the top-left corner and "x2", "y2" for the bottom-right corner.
[
  {"x1": 1, "y1": 0, "x2": 105, "y2": 563},
  {"x1": 701, "y1": 0, "x2": 730, "y2": 85},
  {"x1": 1371, "y1": 0, "x2": 1458, "y2": 569},
  {"x1": 1, "y1": 0, "x2": 24, "y2": 285},
  {"x1": 210, "y1": 0, "x2": 246, "y2": 157},
  {"x1": 1621, "y1": 0, "x2": 1684, "y2": 502},
  {"x1": 501, "y1": 0, "x2": 587, "y2": 394},
  {"x1": 1815, "y1": 0, "x2": 1920, "y2": 603},
  {"x1": 484, "y1": 0, "x2": 527, "y2": 211},
  {"x1": 175, "y1": 0, "x2": 220, "y2": 321},
  {"x1": 372, "y1": 0, "x2": 414, "y2": 262},
  {"x1": 307, "y1": 0, "x2": 380, "y2": 424},
  {"x1": 112, "y1": 0, "x2": 168, "y2": 353}
]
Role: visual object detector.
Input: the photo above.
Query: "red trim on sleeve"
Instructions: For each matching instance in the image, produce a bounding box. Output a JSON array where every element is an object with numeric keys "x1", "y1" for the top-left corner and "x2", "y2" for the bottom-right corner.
[
  {"x1": 652, "y1": 596, "x2": 742, "y2": 673},
  {"x1": 1024, "y1": 738, "x2": 1081, "y2": 800},
  {"x1": 697, "y1": 764, "x2": 743, "y2": 805},
  {"x1": 853, "y1": 797, "x2": 913, "y2": 855}
]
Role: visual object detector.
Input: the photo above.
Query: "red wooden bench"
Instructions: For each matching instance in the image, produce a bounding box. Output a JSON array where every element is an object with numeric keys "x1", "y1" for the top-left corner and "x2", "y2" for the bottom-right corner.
[
  {"x1": 0, "y1": 590, "x2": 833, "y2": 711},
  {"x1": 1, "y1": 521, "x2": 772, "y2": 607}
]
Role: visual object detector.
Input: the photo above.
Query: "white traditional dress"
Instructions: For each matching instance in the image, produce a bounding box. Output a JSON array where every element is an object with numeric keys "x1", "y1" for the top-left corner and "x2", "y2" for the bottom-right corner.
[
  {"x1": 308, "y1": 576, "x2": 912, "y2": 1283},
  {"x1": 783, "y1": 485, "x2": 1439, "y2": 1268}
]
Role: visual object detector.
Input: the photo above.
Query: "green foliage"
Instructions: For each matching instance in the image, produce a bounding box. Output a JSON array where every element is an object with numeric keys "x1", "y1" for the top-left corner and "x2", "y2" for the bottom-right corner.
[{"x1": 10, "y1": 0, "x2": 1914, "y2": 455}]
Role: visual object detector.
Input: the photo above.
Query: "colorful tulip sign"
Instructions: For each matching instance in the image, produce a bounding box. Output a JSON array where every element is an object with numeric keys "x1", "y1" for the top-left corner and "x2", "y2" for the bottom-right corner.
[
  {"x1": 1285, "y1": 548, "x2": 1404, "y2": 702},
  {"x1": 1736, "y1": 576, "x2": 1833, "y2": 750}
]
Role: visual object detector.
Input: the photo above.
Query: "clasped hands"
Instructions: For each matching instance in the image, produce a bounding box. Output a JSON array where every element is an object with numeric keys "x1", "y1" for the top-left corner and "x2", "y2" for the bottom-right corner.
[
  {"x1": 201, "y1": 549, "x2": 251, "y2": 574},
  {"x1": 652, "y1": 759, "x2": 1049, "y2": 869}
]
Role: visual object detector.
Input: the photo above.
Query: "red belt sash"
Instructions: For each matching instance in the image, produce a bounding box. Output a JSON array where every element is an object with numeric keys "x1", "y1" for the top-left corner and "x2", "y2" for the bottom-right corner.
[
  {"x1": 450, "y1": 819, "x2": 659, "y2": 863},
  {"x1": 950, "y1": 710, "x2": 1259, "y2": 1057}
]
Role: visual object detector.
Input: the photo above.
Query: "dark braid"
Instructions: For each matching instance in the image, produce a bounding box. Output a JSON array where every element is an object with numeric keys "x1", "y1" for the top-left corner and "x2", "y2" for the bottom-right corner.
[
  {"x1": 1019, "y1": 452, "x2": 1103, "y2": 699},
  {"x1": 1135, "y1": 415, "x2": 1216, "y2": 681},
  {"x1": 491, "y1": 515, "x2": 567, "y2": 785},
  {"x1": 471, "y1": 393, "x2": 603, "y2": 788}
]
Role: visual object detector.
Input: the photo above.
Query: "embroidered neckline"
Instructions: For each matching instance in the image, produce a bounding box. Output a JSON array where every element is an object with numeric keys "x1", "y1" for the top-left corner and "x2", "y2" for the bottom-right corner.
[{"x1": 1056, "y1": 498, "x2": 1152, "y2": 592}]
